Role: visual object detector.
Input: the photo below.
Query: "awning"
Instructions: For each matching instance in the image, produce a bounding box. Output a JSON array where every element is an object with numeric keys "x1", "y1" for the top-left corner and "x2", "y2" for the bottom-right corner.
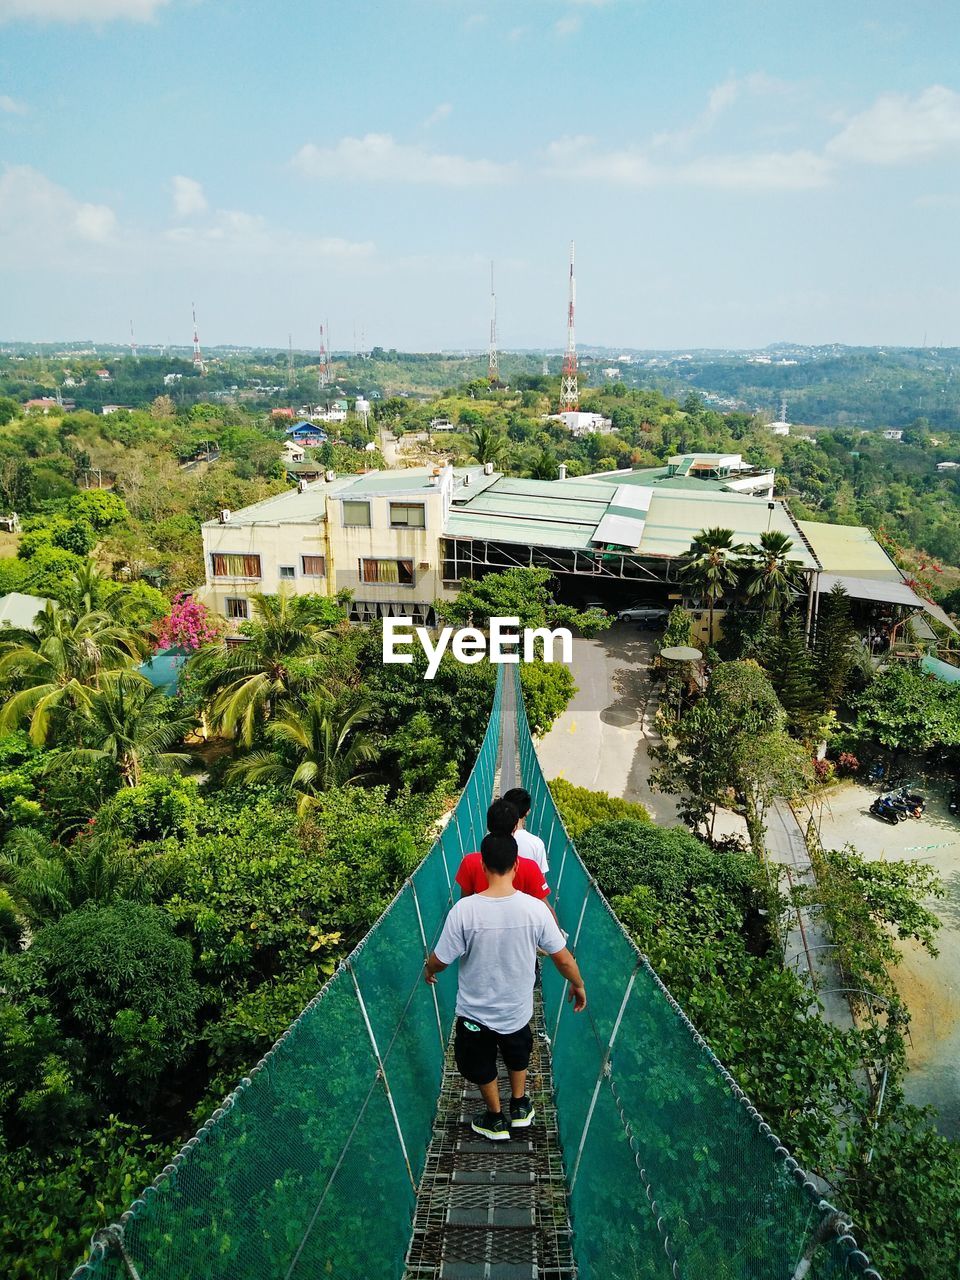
[{"x1": 817, "y1": 572, "x2": 958, "y2": 634}]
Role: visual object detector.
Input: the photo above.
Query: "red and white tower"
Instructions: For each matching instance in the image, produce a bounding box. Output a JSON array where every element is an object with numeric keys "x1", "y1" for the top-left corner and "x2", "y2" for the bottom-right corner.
[
  {"x1": 191, "y1": 303, "x2": 205, "y2": 373},
  {"x1": 318, "y1": 322, "x2": 331, "y2": 390},
  {"x1": 487, "y1": 260, "x2": 500, "y2": 385},
  {"x1": 558, "y1": 240, "x2": 579, "y2": 412}
]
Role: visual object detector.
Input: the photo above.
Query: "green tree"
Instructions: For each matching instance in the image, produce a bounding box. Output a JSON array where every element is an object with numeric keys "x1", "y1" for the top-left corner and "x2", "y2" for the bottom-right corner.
[
  {"x1": 765, "y1": 611, "x2": 822, "y2": 740},
  {"x1": 0, "y1": 603, "x2": 146, "y2": 745},
  {"x1": 849, "y1": 665, "x2": 960, "y2": 754},
  {"x1": 738, "y1": 530, "x2": 806, "y2": 626},
  {"x1": 228, "y1": 693, "x2": 378, "y2": 810},
  {"x1": 190, "y1": 592, "x2": 330, "y2": 745},
  {"x1": 681, "y1": 526, "x2": 743, "y2": 643},
  {"x1": 470, "y1": 424, "x2": 507, "y2": 467},
  {"x1": 813, "y1": 582, "x2": 856, "y2": 710},
  {"x1": 529, "y1": 446, "x2": 559, "y2": 480},
  {"x1": 68, "y1": 673, "x2": 193, "y2": 787},
  {"x1": 0, "y1": 826, "x2": 145, "y2": 927}
]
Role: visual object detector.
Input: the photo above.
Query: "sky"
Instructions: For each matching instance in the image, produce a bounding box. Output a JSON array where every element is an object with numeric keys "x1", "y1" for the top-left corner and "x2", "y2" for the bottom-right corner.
[{"x1": 1, "y1": 0, "x2": 960, "y2": 351}]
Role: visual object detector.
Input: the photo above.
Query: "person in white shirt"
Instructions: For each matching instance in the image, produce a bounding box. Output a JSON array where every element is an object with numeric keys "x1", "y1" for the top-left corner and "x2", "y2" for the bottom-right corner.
[
  {"x1": 502, "y1": 787, "x2": 548, "y2": 876},
  {"x1": 424, "y1": 833, "x2": 586, "y2": 1141}
]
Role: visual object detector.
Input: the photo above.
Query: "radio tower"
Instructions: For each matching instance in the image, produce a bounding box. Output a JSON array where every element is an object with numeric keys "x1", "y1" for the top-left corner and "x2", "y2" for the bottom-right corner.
[
  {"x1": 487, "y1": 260, "x2": 500, "y2": 386},
  {"x1": 558, "y1": 240, "x2": 579, "y2": 412},
  {"x1": 191, "y1": 303, "x2": 205, "y2": 374},
  {"x1": 129, "y1": 319, "x2": 138, "y2": 362},
  {"x1": 318, "y1": 322, "x2": 331, "y2": 391}
]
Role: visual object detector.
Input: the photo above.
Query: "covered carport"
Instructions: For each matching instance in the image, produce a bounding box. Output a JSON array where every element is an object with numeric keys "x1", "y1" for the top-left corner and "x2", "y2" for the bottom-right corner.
[{"x1": 811, "y1": 571, "x2": 959, "y2": 647}]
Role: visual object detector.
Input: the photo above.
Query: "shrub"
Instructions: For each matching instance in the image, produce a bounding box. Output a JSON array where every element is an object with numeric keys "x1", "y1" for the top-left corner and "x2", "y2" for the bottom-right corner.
[{"x1": 548, "y1": 778, "x2": 649, "y2": 843}]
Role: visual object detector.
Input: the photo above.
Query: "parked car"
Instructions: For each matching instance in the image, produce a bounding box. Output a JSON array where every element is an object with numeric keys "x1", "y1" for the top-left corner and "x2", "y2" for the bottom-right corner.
[
  {"x1": 581, "y1": 599, "x2": 610, "y2": 615},
  {"x1": 617, "y1": 604, "x2": 669, "y2": 627}
]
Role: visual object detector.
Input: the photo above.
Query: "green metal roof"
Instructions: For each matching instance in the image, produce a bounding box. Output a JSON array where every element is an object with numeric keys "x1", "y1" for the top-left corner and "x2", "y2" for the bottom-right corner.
[
  {"x1": 797, "y1": 521, "x2": 901, "y2": 580},
  {"x1": 636, "y1": 491, "x2": 818, "y2": 567},
  {"x1": 577, "y1": 467, "x2": 730, "y2": 491},
  {"x1": 444, "y1": 510, "x2": 596, "y2": 551}
]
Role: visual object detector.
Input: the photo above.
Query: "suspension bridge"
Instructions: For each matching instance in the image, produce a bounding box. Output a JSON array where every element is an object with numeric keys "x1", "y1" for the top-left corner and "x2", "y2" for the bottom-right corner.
[{"x1": 71, "y1": 669, "x2": 880, "y2": 1280}]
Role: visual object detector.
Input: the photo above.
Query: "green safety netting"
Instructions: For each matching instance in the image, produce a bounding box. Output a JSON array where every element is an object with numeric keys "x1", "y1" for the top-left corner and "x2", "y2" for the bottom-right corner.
[
  {"x1": 515, "y1": 669, "x2": 879, "y2": 1280},
  {"x1": 70, "y1": 674, "x2": 503, "y2": 1280},
  {"x1": 70, "y1": 662, "x2": 881, "y2": 1280}
]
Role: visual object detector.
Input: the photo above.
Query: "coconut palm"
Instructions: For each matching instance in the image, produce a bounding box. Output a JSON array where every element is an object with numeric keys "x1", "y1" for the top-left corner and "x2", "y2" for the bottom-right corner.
[
  {"x1": 0, "y1": 602, "x2": 147, "y2": 745},
  {"x1": 681, "y1": 527, "x2": 744, "y2": 644},
  {"x1": 0, "y1": 826, "x2": 143, "y2": 928},
  {"x1": 190, "y1": 592, "x2": 330, "y2": 746},
  {"x1": 471, "y1": 425, "x2": 507, "y2": 468},
  {"x1": 738, "y1": 530, "x2": 806, "y2": 626},
  {"x1": 529, "y1": 447, "x2": 559, "y2": 481},
  {"x1": 227, "y1": 693, "x2": 378, "y2": 811},
  {"x1": 65, "y1": 672, "x2": 193, "y2": 787}
]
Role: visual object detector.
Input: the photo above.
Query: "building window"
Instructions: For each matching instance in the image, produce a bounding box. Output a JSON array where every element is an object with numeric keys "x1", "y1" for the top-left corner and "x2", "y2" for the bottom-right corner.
[
  {"x1": 360, "y1": 558, "x2": 414, "y2": 585},
  {"x1": 225, "y1": 597, "x2": 249, "y2": 619},
  {"x1": 342, "y1": 500, "x2": 371, "y2": 527},
  {"x1": 301, "y1": 555, "x2": 326, "y2": 576},
  {"x1": 389, "y1": 502, "x2": 426, "y2": 528},
  {"x1": 279, "y1": 565, "x2": 296, "y2": 580},
  {"x1": 212, "y1": 552, "x2": 261, "y2": 578}
]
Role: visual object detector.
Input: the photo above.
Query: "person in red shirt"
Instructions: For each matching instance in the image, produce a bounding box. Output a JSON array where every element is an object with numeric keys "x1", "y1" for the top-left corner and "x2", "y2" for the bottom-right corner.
[{"x1": 455, "y1": 799, "x2": 553, "y2": 910}]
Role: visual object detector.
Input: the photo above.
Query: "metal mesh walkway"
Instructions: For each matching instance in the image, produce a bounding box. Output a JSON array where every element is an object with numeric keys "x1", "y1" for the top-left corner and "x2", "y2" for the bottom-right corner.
[{"x1": 405, "y1": 994, "x2": 575, "y2": 1280}]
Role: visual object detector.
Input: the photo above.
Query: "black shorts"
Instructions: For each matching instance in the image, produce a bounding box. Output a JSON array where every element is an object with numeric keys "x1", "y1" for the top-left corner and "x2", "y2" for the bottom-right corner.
[{"x1": 454, "y1": 1016, "x2": 533, "y2": 1086}]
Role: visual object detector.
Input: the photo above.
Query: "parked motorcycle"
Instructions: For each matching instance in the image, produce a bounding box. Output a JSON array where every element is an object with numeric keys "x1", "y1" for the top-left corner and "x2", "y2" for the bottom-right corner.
[
  {"x1": 948, "y1": 788, "x2": 959, "y2": 816},
  {"x1": 870, "y1": 797, "x2": 904, "y2": 824}
]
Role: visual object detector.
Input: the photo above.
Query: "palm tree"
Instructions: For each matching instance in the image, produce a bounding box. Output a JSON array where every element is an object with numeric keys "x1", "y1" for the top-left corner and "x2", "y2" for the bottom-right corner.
[
  {"x1": 529, "y1": 447, "x2": 559, "y2": 481},
  {"x1": 190, "y1": 592, "x2": 330, "y2": 746},
  {"x1": 0, "y1": 826, "x2": 143, "y2": 928},
  {"x1": 738, "y1": 530, "x2": 806, "y2": 626},
  {"x1": 66, "y1": 672, "x2": 193, "y2": 786},
  {"x1": 681, "y1": 527, "x2": 743, "y2": 644},
  {"x1": 0, "y1": 602, "x2": 147, "y2": 745},
  {"x1": 227, "y1": 693, "x2": 378, "y2": 811},
  {"x1": 471, "y1": 425, "x2": 507, "y2": 468}
]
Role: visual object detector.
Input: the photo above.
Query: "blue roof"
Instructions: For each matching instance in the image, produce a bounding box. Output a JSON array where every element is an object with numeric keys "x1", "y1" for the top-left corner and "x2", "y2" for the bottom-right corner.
[
  {"x1": 138, "y1": 648, "x2": 187, "y2": 695},
  {"x1": 286, "y1": 421, "x2": 326, "y2": 435}
]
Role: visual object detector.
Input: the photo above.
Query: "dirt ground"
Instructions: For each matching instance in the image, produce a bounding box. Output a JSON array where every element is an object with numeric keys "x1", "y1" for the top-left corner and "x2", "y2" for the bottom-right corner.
[{"x1": 813, "y1": 777, "x2": 960, "y2": 1137}]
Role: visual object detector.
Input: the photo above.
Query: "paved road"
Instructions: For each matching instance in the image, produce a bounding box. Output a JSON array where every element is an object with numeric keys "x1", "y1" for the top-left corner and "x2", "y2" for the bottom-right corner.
[
  {"x1": 816, "y1": 779, "x2": 960, "y2": 1138},
  {"x1": 535, "y1": 624, "x2": 680, "y2": 824}
]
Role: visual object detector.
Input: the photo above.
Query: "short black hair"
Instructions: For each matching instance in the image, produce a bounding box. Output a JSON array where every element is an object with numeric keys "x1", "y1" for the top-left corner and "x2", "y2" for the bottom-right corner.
[
  {"x1": 502, "y1": 788, "x2": 531, "y2": 819},
  {"x1": 487, "y1": 799, "x2": 519, "y2": 836},
  {"x1": 481, "y1": 832, "x2": 518, "y2": 875}
]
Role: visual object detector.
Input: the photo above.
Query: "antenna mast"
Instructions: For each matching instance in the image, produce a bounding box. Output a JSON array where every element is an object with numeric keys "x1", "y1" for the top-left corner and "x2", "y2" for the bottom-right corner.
[
  {"x1": 488, "y1": 260, "x2": 499, "y2": 386},
  {"x1": 558, "y1": 240, "x2": 579, "y2": 412},
  {"x1": 287, "y1": 333, "x2": 295, "y2": 391},
  {"x1": 318, "y1": 322, "x2": 330, "y2": 391},
  {"x1": 129, "y1": 319, "x2": 138, "y2": 362},
  {"x1": 192, "y1": 303, "x2": 205, "y2": 374}
]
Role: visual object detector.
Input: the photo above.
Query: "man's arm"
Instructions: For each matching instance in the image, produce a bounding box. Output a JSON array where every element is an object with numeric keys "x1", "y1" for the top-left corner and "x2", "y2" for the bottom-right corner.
[
  {"x1": 548, "y1": 946, "x2": 587, "y2": 1011},
  {"x1": 424, "y1": 952, "x2": 448, "y2": 985}
]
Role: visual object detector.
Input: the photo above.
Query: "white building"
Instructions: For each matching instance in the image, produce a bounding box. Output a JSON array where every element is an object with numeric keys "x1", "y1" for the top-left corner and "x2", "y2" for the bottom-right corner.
[
  {"x1": 883, "y1": 429, "x2": 904, "y2": 441},
  {"x1": 281, "y1": 440, "x2": 306, "y2": 464},
  {"x1": 771, "y1": 423, "x2": 790, "y2": 437},
  {"x1": 551, "y1": 411, "x2": 613, "y2": 436},
  {"x1": 936, "y1": 461, "x2": 960, "y2": 472}
]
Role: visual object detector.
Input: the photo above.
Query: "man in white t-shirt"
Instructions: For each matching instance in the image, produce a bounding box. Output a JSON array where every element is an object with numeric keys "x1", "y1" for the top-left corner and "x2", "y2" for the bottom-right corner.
[
  {"x1": 425, "y1": 832, "x2": 586, "y2": 1141},
  {"x1": 502, "y1": 787, "x2": 548, "y2": 876}
]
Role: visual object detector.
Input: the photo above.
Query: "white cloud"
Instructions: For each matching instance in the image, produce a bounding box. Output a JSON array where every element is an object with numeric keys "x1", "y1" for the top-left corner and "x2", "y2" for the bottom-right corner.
[
  {"x1": 653, "y1": 72, "x2": 790, "y2": 150},
  {"x1": 164, "y1": 208, "x2": 374, "y2": 262},
  {"x1": 543, "y1": 135, "x2": 829, "y2": 190},
  {"x1": 292, "y1": 133, "x2": 515, "y2": 187},
  {"x1": 0, "y1": 0, "x2": 169, "y2": 21},
  {"x1": 677, "y1": 149, "x2": 831, "y2": 190},
  {"x1": 555, "y1": 14, "x2": 581, "y2": 35},
  {"x1": 0, "y1": 93, "x2": 27, "y2": 114},
  {"x1": 422, "y1": 102, "x2": 452, "y2": 129},
  {"x1": 171, "y1": 175, "x2": 208, "y2": 216},
  {"x1": 0, "y1": 165, "x2": 117, "y2": 265},
  {"x1": 826, "y1": 85, "x2": 960, "y2": 165}
]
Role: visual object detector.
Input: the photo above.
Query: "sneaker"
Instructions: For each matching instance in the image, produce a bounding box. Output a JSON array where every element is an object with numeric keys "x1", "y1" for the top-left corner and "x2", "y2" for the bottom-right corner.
[
  {"x1": 471, "y1": 1109, "x2": 510, "y2": 1142},
  {"x1": 509, "y1": 1096, "x2": 535, "y2": 1128}
]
